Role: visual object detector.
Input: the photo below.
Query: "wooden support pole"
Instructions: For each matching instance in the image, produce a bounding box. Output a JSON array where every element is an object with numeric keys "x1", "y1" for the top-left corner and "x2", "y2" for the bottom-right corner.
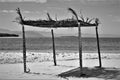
[
  {"x1": 68, "y1": 7, "x2": 83, "y2": 73},
  {"x1": 51, "y1": 29, "x2": 57, "y2": 66},
  {"x1": 67, "y1": 8, "x2": 83, "y2": 70},
  {"x1": 78, "y1": 22, "x2": 83, "y2": 70},
  {"x1": 96, "y1": 26, "x2": 102, "y2": 68},
  {"x1": 22, "y1": 24, "x2": 27, "y2": 73},
  {"x1": 16, "y1": 8, "x2": 27, "y2": 73}
]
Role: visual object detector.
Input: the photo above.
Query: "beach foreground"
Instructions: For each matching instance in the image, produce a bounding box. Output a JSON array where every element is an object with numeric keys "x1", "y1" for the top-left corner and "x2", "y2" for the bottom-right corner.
[{"x1": 0, "y1": 51, "x2": 120, "y2": 80}]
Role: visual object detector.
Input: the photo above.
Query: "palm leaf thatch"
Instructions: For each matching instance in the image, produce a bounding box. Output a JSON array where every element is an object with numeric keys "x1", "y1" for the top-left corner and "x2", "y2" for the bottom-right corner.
[{"x1": 16, "y1": 8, "x2": 99, "y2": 28}]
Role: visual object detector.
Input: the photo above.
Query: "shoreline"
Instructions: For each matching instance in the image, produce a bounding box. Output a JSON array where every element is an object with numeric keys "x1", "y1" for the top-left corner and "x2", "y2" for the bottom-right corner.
[{"x1": 0, "y1": 50, "x2": 120, "y2": 64}]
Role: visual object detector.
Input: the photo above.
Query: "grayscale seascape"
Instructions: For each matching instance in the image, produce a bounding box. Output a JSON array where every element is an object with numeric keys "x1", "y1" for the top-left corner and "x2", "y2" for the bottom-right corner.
[{"x1": 0, "y1": 0, "x2": 120, "y2": 80}]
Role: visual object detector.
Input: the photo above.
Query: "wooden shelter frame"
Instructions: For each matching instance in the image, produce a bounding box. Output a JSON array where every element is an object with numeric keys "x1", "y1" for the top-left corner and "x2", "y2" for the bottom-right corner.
[{"x1": 16, "y1": 8, "x2": 102, "y2": 74}]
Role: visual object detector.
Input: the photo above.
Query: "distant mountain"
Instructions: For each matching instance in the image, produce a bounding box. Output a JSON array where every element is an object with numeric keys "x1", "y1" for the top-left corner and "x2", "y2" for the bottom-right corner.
[
  {"x1": 0, "y1": 28, "x2": 120, "y2": 38},
  {"x1": 56, "y1": 33, "x2": 96, "y2": 37},
  {"x1": 99, "y1": 34, "x2": 120, "y2": 38},
  {"x1": 0, "y1": 33, "x2": 18, "y2": 37},
  {"x1": 0, "y1": 29, "x2": 18, "y2": 37},
  {"x1": 0, "y1": 28, "x2": 49, "y2": 38},
  {"x1": 57, "y1": 33, "x2": 120, "y2": 38},
  {"x1": 13, "y1": 31, "x2": 44, "y2": 38},
  {"x1": 18, "y1": 31, "x2": 52, "y2": 38}
]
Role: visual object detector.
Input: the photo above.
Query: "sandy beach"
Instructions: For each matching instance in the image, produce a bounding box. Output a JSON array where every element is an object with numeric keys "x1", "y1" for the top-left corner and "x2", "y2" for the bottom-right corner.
[{"x1": 0, "y1": 51, "x2": 120, "y2": 80}]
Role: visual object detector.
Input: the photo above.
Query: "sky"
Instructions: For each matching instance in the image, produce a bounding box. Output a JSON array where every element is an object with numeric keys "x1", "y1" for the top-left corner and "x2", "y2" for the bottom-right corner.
[{"x1": 0, "y1": 0, "x2": 120, "y2": 37}]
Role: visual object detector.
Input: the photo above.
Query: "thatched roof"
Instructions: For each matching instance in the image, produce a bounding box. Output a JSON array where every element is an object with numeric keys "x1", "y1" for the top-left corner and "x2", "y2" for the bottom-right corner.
[
  {"x1": 21, "y1": 19, "x2": 97, "y2": 28},
  {"x1": 0, "y1": 33, "x2": 19, "y2": 37},
  {"x1": 16, "y1": 8, "x2": 99, "y2": 28}
]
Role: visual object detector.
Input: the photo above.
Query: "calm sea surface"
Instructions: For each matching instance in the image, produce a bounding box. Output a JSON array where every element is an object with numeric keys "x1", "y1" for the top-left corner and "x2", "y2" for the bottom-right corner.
[{"x1": 0, "y1": 37, "x2": 120, "y2": 53}]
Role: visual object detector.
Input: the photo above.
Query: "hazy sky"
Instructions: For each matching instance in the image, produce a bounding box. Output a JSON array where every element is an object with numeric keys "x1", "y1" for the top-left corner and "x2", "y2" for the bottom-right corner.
[{"x1": 0, "y1": 0, "x2": 120, "y2": 36}]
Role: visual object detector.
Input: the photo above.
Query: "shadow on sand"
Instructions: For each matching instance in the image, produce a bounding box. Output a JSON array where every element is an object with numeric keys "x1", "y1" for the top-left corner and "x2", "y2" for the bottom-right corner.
[{"x1": 58, "y1": 67, "x2": 120, "y2": 79}]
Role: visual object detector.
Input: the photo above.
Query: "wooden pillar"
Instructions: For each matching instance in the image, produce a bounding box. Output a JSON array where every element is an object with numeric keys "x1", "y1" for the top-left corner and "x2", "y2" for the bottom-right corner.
[
  {"x1": 68, "y1": 8, "x2": 83, "y2": 72},
  {"x1": 78, "y1": 22, "x2": 83, "y2": 70},
  {"x1": 51, "y1": 29, "x2": 57, "y2": 66},
  {"x1": 96, "y1": 26, "x2": 102, "y2": 68},
  {"x1": 22, "y1": 24, "x2": 27, "y2": 72},
  {"x1": 16, "y1": 8, "x2": 27, "y2": 72}
]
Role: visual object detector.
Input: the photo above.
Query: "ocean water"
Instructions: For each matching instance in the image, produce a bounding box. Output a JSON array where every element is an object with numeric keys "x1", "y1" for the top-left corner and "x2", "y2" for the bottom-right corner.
[{"x1": 0, "y1": 37, "x2": 120, "y2": 53}]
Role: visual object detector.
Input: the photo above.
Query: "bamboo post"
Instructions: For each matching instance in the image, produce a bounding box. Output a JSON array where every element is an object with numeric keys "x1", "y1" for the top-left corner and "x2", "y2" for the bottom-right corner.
[
  {"x1": 51, "y1": 29, "x2": 57, "y2": 66},
  {"x1": 96, "y1": 26, "x2": 102, "y2": 68},
  {"x1": 16, "y1": 8, "x2": 27, "y2": 72}
]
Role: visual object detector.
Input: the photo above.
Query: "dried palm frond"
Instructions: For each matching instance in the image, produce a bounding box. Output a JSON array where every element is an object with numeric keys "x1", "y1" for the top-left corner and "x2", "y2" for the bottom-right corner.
[
  {"x1": 68, "y1": 8, "x2": 79, "y2": 21},
  {"x1": 80, "y1": 16, "x2": 85, "y2": 22},
  {"x1": 55, "y1": 14, "x2": 58, "y2": 21},
  {"x1": 47, "y1": 12, "x2": 53, "y2": 21},
  {"x1": 86, "y1": 17, "x2": 89, "y2": 23},
  {"x1": 16, "y1": 8, "x2": 24, "y2": 24},
  {"x1": 88, "y1": 18, "x2": 95, "y2": 23},
  {"x1": 95, "y1": 18, "x2": 100, "y2": 26},
  {"x1": 16, "y1": 8, "x2": 23, "y2": 21}
]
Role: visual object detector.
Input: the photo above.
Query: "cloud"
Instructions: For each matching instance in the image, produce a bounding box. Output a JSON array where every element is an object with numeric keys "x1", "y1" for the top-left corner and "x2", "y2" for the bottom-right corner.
[
  {"x1": 0, "y1": 10, "x2": 42, "y2": 14},
  {"x1": 55, "y1": 0, "x2": 87, "y2": 4},
  {"x1": 108, "y1": 15, "x2": 120, "y2": 22},
  {"x1": 87, "y1": 0, "x2": 106, "y2": 1},
  {"x1": 0, "y1": 0, "x2": 47, "y2": 3},
  {"x1": 56, "y1": 0, "x2": 72, "y2": 1},
  {"x1": 0, "y1": 10, "x2": 16, "y2": 13},
  {"x1": 63, "y1": 0, "x2": 72, "y2": 1},
  {"x1": 84, "y1": 0, "x2": 119, "y2": 6},
  {"x1": 114, "y1": 17, "x2": 120, "y2": 22},
  {"x1": 87, "y1": 0, "x2": 119, "y2": 4}
]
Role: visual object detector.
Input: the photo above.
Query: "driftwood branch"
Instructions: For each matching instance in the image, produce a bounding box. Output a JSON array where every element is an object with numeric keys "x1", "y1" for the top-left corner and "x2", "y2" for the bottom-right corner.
[{"x1": 47, "y1": 12, "x2": 53, "y2": 21}]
